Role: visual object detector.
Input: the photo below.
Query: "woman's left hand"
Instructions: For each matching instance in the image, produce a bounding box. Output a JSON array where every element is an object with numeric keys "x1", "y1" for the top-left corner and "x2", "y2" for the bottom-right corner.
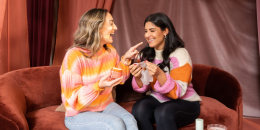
[{"x1": 145, "y1": 61, "x2": 163, "y2": 77}]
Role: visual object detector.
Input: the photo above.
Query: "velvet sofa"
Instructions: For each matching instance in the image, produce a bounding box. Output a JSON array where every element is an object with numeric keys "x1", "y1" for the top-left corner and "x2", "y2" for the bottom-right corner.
[{"x1": 0, "y1": 64, "x2": 242, "y2": 130}]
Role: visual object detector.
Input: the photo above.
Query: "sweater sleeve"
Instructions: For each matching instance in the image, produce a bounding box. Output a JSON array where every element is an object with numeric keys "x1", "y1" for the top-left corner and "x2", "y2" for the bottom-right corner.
[
  {"x1": 131, "y1": 77, "x2": 150, "y2": 93},
  {"x1": 106, "y1": 44, "x2": 130, "y2": 84},
  {"x1": 60, "y1": 50, "x2": 103, "y2": 111},
  {"x1": 153, "y1": 48, "x2": 193, "y2": 99},
  {"x1": 117, "y1": 54, "x2": 130, "y2": 83}
]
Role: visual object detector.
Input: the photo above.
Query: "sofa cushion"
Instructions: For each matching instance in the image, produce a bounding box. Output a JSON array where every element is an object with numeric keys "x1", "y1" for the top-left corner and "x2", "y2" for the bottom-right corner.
[
  {"x1": 26, "y1": 96, "x2": 237, "y2": 130},
  {"x1": 26, "y1": 105, "x2": 67, "y2": 130},
  {"x1": 197, "y1": 96, "x2": 238, "y2": 130}
]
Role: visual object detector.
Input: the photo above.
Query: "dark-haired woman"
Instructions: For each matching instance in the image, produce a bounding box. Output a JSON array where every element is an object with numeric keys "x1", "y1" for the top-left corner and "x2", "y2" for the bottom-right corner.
[{"x1": 129, "y1": 13, "x2": 201, "y2": 130}]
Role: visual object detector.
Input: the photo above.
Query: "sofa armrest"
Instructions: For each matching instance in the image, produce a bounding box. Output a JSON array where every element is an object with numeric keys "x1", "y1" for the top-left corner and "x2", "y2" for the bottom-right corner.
[
  {"x1": 0, "y1": 76, "x2": 29, "y2": 130},
  {"x1": 205, "y1": 67, "x2": 242, "y2": 111}
]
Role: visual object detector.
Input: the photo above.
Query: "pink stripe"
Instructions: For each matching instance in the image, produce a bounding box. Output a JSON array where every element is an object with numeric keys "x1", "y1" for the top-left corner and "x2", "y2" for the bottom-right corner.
[
  {"x1": 153, "y1": 74, "x2": 175, "y2": 94},
  {"x1": 65, "y1": 108, "x2": 79, "y2": 117},
  {"x1": 151, "y1": 92, "x2": 170, "y2": 101},
  {"x1": 153, "y1": 59, "x2": 162, "y2": 64},
  {"x1": 132, "y1": 77, "x2": 149, "y2": 93},
  {"x1": 153, "y1": 57, "x2": 179, "y2": 69},
  {"x1": 170, "y1": 57, "x2": 179, "y2": 68},
  {"x1": 175, "y1": 83, "x2": 181, "y2": 98},
  {"x1": 180, "y1": 84, "x2": 195, "y2": 99}
]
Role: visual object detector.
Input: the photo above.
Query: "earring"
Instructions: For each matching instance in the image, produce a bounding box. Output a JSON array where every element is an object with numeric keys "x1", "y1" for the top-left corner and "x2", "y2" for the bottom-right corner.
[{"x1": 164, "y1": 35, "x2": 166, "y2": 39}]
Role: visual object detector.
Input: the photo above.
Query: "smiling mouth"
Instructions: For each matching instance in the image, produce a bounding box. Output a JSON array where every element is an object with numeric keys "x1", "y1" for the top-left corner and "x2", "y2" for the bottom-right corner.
[{"x1": 147, "y1": 39, "x2": 154, "y2": 43}]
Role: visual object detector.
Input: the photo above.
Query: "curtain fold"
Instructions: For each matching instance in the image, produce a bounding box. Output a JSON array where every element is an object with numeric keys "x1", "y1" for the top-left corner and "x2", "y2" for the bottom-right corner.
[
  {"x1": 27, "y1": 0, "x2": 57, "y2": 67},
  {"x1": 257, "y1": 0, "x2": 260, "y2": 56},
  {"x1": 111, "y1": 0, "x2": 259, "y2": 117},
  {"x1": 0, "y1": 0, "x2": 30, "y2": 74},
  {"x1": 52, "y1": 0, "x2": 113, "y2": 65}
]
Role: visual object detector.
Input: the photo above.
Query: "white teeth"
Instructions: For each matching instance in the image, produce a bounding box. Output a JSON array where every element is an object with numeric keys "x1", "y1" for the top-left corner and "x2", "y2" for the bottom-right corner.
[{"x1": 148, "y1": 39, "x2": 154, "y2": 42}]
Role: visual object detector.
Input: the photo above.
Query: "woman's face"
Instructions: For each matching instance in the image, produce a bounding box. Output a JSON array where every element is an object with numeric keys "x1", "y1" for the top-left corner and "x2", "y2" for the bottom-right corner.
[
  {"x1": 100, "y1": 13, "x2": 117, "y2": 45},
  {"x1": 144, "y1": 22, "x2": 168, "y2": 50}
]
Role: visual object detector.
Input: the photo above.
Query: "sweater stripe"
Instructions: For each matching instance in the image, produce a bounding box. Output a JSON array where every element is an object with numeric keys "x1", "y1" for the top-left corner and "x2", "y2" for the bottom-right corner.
[
  {"x1": 60, "y1": 44, "x2": 129, "y2": 116},
  {"x1": 132, "y1": 48, "x2": 201, "y2": 102}
]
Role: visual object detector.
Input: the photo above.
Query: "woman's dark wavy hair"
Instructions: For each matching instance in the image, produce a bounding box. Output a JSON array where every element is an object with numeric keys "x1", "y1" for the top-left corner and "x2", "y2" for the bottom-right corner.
[{"x1": 140, "y1": 12, "x2": 184, "y2": 71}]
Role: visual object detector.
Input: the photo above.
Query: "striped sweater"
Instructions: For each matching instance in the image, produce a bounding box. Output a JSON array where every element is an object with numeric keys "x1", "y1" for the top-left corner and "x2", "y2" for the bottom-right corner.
[
  {"x1": 60, "y1": 44, "x2": 129, "y2": 116},
  {"x1": 132, "y1": 48, "x2": 201, "y2": 102}
]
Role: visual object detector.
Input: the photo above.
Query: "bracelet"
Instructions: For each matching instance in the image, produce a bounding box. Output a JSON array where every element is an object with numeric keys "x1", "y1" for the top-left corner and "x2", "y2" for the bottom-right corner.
[{"x1": 121, "y1": 56, "x2": 131, "y2": 66}]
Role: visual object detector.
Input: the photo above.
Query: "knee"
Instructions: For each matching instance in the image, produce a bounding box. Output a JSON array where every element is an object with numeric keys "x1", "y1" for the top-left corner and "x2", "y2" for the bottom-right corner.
[
  {"x1": 132, "y1": 102, "x2": 147, "y2": 118},
  {"x1": 125, "y1": 113, "x2": 137, "y2": 123},
  {"x1": 107, "y1": 117, "x2": 126, "y2": 130},
  {"x1": 154, "y1": 106, "x2": 175, "y2": 122}
]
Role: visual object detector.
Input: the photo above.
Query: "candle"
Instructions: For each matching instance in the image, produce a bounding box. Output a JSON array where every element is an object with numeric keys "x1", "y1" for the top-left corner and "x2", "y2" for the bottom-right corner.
[{"x1": 196, "y1": 118, "x2": 204, "y2": 130}]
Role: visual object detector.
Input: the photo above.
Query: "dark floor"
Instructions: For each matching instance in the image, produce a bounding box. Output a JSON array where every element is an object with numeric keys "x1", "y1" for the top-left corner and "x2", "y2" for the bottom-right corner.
[{"x1": 243, "y1": 117, "x2": 260, "y2": 130}]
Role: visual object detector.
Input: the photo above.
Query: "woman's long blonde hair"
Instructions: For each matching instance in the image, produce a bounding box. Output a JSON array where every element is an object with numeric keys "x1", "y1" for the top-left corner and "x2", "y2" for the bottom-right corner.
[{"x1": 73, "y1": 8, "x2": 107, "y2": 56}]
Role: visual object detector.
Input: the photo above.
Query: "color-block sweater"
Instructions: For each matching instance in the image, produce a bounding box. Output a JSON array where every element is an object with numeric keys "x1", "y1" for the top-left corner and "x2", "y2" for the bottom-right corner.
[
  {"x1": 132, "y1": 48, "x2": 201, "y2": 102},
  {"x1": 60, "y1": 44, "x2": 129, "y2": 117}
]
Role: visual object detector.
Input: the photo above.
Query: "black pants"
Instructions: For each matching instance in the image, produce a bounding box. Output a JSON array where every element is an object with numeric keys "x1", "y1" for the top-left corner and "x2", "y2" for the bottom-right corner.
[{"x1": 132, "y1": 96, "x2": 200, "y2": 130}]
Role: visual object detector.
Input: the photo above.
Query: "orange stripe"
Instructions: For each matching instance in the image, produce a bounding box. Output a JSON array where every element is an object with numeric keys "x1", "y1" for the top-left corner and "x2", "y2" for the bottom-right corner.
[
  {"x1": 165, "y1": 83, "x2": 178, "y2": 99},
  {"x1": 170, "y1": 63, "x2": 192, "y2": 82},
  {"x1": 165, "y1": 63, "x2": 192, "y2": 99}
]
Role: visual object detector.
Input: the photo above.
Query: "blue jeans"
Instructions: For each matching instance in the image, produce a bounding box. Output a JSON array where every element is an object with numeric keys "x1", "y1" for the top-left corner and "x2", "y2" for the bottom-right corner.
[{"x1": 65, "y1": 102, "x2": 138, "y2": 130}]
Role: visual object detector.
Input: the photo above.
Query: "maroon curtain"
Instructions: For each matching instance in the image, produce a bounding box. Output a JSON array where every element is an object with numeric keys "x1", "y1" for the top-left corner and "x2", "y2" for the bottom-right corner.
[
  {"x1": 257, "y1": 0, "x2": 260, "y2": 56},
  {"x1": 52, "y1": 0, "x2": 114, "y2": 65},
  {"x1": 27, "y1": 0, "x2": 58, "y2": 67},
  {"x1": 111, "y1": 0, "x2": 259, "y2": 117}
]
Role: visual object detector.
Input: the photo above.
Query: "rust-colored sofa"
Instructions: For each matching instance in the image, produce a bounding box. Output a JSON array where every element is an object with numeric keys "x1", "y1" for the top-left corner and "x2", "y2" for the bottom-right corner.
[{"x1": 0, "y1": 64, "x2": 242, "y2": 130}]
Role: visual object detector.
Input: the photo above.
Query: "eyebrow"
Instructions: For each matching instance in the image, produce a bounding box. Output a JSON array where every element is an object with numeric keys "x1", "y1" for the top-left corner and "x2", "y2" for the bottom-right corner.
[{"x1": 145, "y1": 28, "x2": 156, "y2": 30}]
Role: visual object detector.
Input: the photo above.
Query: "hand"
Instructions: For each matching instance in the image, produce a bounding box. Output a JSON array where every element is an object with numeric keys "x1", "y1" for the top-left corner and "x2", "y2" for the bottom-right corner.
[
  {"x1": 99, "y1": 73, "x2": 123, "y2": 88},
  {"x1": 145, "y1": 61, "x2": 162, "y2": 77},
  {"x1": 123, "y1": 42, "x2": 143, "y2": 60},
  {"x1": 129, "y1": 63, "x2": 142, "y2": 79}
]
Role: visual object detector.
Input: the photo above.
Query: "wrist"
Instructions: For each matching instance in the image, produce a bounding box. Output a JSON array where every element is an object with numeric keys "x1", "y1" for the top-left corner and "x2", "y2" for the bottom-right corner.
[
  {"x1": 156, "y1": 68, "x2": 164, "y2": 78},
  {"x1": 121, "y1": 55, "x2": 131, "y2": 66}
]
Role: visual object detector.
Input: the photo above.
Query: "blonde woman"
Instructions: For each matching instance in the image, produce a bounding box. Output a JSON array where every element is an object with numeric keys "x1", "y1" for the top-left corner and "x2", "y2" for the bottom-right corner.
[{"x1": 60, "y1": 8, "x2": 141, "y2": 130}]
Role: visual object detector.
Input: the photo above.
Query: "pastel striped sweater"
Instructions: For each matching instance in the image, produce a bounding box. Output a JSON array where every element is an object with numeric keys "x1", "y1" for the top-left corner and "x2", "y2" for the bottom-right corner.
[
  {"x1": 132, "y1": 48, "x2": 201, "y2": 102},
  {"x1": 60, "y1": 44, "x2": 129, "y2": 116}
]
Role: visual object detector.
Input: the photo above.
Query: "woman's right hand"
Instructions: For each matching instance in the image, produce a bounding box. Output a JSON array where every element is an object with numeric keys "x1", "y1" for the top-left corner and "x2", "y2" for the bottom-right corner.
[
  {"x1": 129, "y1": 63, "x2": 142, "y2": 79},
  {"x1": 122, "y1": 42, "x2": 143, "y2": 61},
  {"x1": 99, "y1": 74, "x2": 123, "y2": 88}
]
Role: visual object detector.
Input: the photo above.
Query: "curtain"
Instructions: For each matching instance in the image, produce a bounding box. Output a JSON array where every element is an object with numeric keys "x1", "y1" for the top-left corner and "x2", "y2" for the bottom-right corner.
[
  {"x1": 257, "y1": 0, "x2": 260, "y2": 57},
  {"x1": 52, "y1": 0, "x2": 114, "y2": 65},
  {"x1": 0, "y1": 0, "x2": 30, "y2": 74},
  {"x1": 111, "y1": 0, "x2": 260, "y2": 117},
  {"x1": 27, "y1": 0, "x2": 58, "y2": 67}
]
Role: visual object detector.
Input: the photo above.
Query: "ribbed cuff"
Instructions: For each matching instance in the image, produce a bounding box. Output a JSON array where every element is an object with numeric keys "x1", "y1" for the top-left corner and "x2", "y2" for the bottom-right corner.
[
  {"x1": 153, "y1": 74, "x2": 175, "y2": 94},
  {"x1": 132, "y1": 77, "x2": 149, "y2": 93}
]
